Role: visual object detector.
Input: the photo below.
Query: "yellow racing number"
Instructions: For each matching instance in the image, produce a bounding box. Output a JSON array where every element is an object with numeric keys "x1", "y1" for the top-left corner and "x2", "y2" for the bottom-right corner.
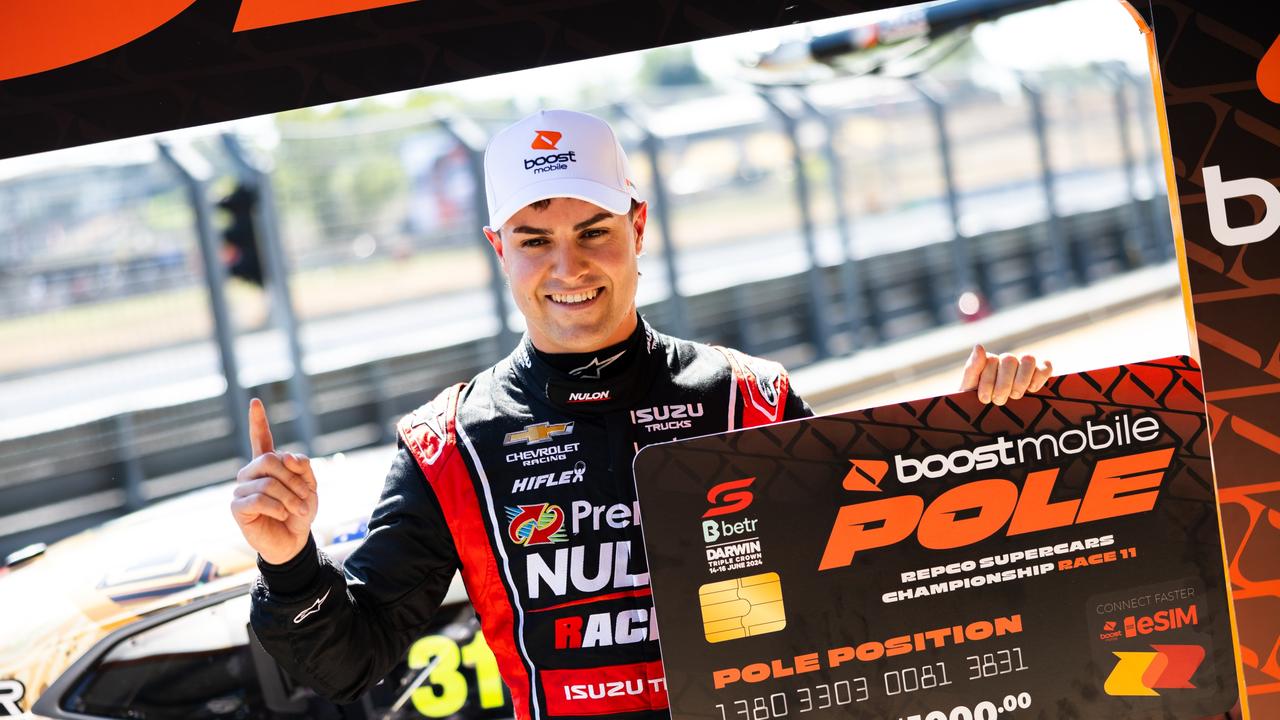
[{"x1": 406, "y1": 632, "x2": 506, "y2": 717}]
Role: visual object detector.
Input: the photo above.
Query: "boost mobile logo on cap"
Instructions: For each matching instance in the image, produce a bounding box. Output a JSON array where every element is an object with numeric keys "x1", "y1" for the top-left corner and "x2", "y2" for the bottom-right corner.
[
  {"x1": 531, "y1": 130, "x2": 562, "y2": 150},
  {"x1": 524, "y1": 129, "x2": 577, "y2": 173},
  {"x1": 505, "y1": 422, "x2": 574, "y2": 445}
]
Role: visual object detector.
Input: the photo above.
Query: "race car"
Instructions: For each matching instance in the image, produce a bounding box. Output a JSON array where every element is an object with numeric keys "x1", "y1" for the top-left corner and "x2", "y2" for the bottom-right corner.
[{"x1": 0, "y1": 445, "x2": 512, "y2": 719}]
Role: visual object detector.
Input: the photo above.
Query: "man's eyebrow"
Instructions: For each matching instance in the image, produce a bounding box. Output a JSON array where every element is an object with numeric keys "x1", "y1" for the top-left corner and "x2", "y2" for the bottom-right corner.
[
  {"x1": 573, "y1": 212, "x2": 614, "y2": 231},
  {"x1": 511, "y1": 211, "x2": 615, "y2": 236}
]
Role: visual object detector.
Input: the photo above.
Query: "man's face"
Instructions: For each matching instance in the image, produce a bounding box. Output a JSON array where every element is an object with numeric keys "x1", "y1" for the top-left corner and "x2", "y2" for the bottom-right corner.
[{"x1": 486, "y1": 197, "x2": 647, "y2": 354}]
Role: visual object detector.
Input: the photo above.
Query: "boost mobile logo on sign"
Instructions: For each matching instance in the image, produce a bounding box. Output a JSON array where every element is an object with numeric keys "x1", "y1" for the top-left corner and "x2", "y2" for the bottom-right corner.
[{"x1": 1203, "y1": 38, "x2": 1280, "y2": 247}]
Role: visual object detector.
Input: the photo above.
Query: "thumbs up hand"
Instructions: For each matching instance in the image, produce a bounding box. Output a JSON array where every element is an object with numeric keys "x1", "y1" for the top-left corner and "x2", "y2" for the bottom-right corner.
[{"x1": 230, "y1": 398, "x2": 319, "y2": 565}]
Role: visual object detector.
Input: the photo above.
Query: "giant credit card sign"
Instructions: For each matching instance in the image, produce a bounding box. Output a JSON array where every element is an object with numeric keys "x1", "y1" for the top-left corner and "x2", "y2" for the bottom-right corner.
[{"x1": 635, "y1": 356, "x2": 1239, "y2": 719}]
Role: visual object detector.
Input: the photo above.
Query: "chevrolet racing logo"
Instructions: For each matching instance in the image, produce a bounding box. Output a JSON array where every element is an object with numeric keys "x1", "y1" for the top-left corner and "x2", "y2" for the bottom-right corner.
[{"x1": 504, "y1": 421, "x2": 574, "y2": 445}]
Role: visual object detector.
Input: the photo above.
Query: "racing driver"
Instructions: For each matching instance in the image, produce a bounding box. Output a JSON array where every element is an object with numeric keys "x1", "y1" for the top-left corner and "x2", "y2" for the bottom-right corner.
[{"x1": 233, "y1": 109, "x2": 1053, "y2": 720}]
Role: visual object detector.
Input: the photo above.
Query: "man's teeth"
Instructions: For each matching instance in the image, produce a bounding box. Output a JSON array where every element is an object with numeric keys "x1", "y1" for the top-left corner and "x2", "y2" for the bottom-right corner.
[{"x1": 551, "y1": 288, "x2": 600, "y2": 304}]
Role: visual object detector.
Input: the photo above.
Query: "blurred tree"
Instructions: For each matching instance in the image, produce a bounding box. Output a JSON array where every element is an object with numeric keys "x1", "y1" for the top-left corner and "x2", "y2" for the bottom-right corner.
[{"x1": 638, "y1": 46, "x2": 709, "y2": 87}]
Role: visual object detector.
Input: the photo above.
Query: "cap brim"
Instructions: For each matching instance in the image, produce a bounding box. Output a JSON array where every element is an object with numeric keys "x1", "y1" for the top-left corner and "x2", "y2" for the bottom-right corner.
[{"x1": 488, "y1": 177, "x2": 634, "y2": 231}]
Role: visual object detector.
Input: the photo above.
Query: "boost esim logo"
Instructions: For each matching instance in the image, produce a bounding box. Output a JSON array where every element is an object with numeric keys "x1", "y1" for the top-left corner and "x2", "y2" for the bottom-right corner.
[{"x1": 1103, "y1": 644, "x2": 1205, "y2": 696}]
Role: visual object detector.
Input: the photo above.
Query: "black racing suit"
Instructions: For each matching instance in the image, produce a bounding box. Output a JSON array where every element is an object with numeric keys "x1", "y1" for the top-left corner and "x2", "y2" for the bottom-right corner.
[{"x1": 250, "y1": 319, "x2": 812, "y2": 720}]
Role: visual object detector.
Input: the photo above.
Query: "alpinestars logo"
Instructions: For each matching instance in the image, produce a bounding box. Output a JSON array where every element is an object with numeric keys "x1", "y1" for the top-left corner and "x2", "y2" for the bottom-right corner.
[
  {"x1": 570, "y1": 349, "x2": 626, "y2": 379},
  {"x1": 507, "y1": 503, "x2": 569, "y2": 546},
  {"x1": 532, "y1": 130, "x2": 562, "y2": 150}
]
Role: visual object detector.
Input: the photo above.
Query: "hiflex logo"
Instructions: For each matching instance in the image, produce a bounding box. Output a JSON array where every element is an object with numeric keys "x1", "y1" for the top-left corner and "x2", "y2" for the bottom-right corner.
[
  {"x1": 506, "y1": 503, "x2": 568, "y2": 546},
  {"x1": 703, "y1": 478, "x2": 755, "y2": 518},
  {"x1": 505, "y1": 422, "x2": 574, "y2": 446},
  {"x1": 843, "y1": 459, "x2": 888, "y2": 493},
  {"x1": 532, "y1": 130, "x2": 563, "y2": 150},
  {"x1": 1104, "y1": 645, "x2": 1205, "y2": 696}
]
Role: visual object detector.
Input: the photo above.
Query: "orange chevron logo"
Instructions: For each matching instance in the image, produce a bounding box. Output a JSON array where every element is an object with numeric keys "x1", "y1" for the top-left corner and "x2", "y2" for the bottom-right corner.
[
  {"x1": 1260, "y1": 34, "x2": 1280, "y2": 103},
  {"x1": 842, "y1": 459, "x2": 888, "y2": 492},
  {"x1": 1103, "y1": 644, "x2": 1205, "y2": 696}
]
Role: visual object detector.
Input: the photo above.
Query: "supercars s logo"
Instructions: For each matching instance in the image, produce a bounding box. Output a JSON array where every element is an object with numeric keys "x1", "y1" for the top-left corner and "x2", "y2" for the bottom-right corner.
[
  {"x1": 507, "y1": 504, "x2": 569, "y2": 546},
  {"x1": 703, "y1": 478, "x2": 755, "y2": 518},
  {"x1": 531, "y1": 130, "x2": 562, "y2": 150},
  {"x1": 505, "y1": 422, "x2": 574, "y2": 445},
  {"x1": 1104, "y1": 644, "x2": 1205, "y2": 696}
]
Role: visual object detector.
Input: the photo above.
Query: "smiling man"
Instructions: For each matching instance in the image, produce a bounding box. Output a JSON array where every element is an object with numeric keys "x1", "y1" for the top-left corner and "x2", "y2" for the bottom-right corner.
[{"x1": 236, "y1": 109, "x2": 1051, "y2": 720}]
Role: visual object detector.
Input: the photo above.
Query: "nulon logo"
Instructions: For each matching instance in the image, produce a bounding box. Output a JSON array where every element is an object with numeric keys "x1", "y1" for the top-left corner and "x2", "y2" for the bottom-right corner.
[{"x1": 567, "y1": 390, "x2": 610, "y2": 403}]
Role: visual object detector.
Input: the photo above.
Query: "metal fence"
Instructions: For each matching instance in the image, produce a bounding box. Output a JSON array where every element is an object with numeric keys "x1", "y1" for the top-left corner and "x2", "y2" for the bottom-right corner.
[{"x1": 0, "y1": 62, "x2": 1172, "y2": 558}]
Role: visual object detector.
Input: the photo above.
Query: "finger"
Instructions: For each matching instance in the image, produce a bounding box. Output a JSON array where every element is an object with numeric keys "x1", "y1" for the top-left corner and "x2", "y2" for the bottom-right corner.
[
  {"x1": 958, "y1": 344, "x2": 987, "y2": 391},
  {"x1": 232, "y1": 494, "x2": 289, "y2": 523},
  {"x1": 282, "y1": 452, "x2": 318, "y2": 492},
  {"x1": 235, "y1": 475, "x2": 309, "y2": 516},
  {"x1": 1009, "y1": 355, "x2": 1037, "y2": 400},
  {"x1": 976, "y1": 353, "x2": 999, "y2": 403},
  {"x1": 1029, "y1": 359, "x2": 1053, "y2": 392},
  {"x1": 249, "y1": 398, "x2": 275, "y2": 458},
  {"x1": 990, "y1": 354, "x2": 1019, "y2": 405}
]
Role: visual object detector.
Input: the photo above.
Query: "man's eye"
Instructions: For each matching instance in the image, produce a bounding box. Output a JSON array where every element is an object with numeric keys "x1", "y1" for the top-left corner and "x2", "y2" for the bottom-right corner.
[
  {"x1": 581, "y1": 228, "x2": 607, "y2": 239},
  {"x1": 521, "y1": 237, "x2": 548, "y2": 247}
]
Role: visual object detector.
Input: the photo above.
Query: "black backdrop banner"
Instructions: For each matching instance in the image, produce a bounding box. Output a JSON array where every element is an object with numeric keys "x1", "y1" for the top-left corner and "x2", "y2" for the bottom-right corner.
[{"x1": 0, "y1": 0, "x2": 883, "y2": 160}]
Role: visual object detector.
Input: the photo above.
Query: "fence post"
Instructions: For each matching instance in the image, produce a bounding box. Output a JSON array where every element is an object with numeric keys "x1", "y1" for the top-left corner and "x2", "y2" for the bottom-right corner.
[
  {"x1": 760, "y1": 90, "x2": 834, "y2": 360},
  {"x1": 912, "y1": 78, "x2": 977, "y2": 319},
  {"x1": 156, "y1": 141, "x2": 252, "y2": 462},
  {"x1": 1020, "y1": 75, "x2": 1074, "y2": 292},
  {"x1": 1098, "y1": 63, "x2": 1152, "y2": 267},
  {"x1": 439, "y1": 115, "x2": 520, "y2": 356},
  {"x1": 116, "y1": 413, "x2": 146, "y2": 511},
  {"x1": 221, "y1": 134, "x2": 317, "y2": 456},
  {"x1": 1130, "y1": 71, "x2": 1172, "y2": 259},
  {"x1": 798, "y1": 92, "x2": 877, "y2": 348},
  {"x1": 613, "y1": 103, "x2": 690, "y2": 340}
]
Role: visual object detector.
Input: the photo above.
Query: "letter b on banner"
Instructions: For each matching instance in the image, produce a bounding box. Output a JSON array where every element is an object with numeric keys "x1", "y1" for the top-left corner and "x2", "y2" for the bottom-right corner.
[{"x1": 1203, "y1": 165, "x2": 1280, "y2": 246}]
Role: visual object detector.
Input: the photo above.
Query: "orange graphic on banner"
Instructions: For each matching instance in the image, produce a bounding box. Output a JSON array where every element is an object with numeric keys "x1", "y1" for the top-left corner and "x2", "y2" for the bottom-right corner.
[
  {"x1": 1259, "y1": 35, "x2": 1280, "y2": 104},
  {"x1": 842, "y1": 459, "x2": 887, "y2": 492},
  {"x1": 0, "y1": 1, "x2": 197, "y2": 81},
  {"x1": 233, "y1": 0, "x2": 416, "y2": 32},
  {"x1": 1104, "y1": 645, "x2": 1206, "y2": 696}
]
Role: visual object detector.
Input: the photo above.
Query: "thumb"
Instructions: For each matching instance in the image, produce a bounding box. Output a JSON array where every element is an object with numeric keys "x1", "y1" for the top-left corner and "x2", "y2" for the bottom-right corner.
[
  {"x1": 249, "y1": 397, "x2": 275, "y2": 457},
  {"x1": 958, "y1": 344, "x2": 987, "y2": 391}
]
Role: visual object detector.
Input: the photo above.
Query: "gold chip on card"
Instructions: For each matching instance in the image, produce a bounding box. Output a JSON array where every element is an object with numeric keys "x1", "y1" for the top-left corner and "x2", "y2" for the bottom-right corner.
[{"x1": 699, "y1": 572, "x2": 786, "y2": 643}]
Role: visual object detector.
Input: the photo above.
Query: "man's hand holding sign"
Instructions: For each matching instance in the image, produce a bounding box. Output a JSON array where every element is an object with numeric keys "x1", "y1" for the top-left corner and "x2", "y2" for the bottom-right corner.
[{"x1": 230, "y1": 398, "x2": 318, "y2": 565}]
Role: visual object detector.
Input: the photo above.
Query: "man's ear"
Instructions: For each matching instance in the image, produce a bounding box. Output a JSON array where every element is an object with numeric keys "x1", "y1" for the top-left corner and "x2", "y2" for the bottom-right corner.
[
  {"x1": 484, "y1": 226, "x2": 505, "y2": 266},
  {"x1": 631, "y1": 201, "x2": 648, "y2": 255}
]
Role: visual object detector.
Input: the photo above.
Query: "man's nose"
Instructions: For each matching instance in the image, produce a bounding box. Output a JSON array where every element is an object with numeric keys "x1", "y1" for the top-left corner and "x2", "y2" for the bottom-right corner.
[{"x1": 551, "y1": 240, "x2": 588, "y2": 280}]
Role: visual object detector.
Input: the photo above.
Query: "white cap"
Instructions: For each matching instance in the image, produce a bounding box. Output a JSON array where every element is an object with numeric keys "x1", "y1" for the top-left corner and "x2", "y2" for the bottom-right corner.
[{"x1": 483, "y1": 109, "x2": 642, "y2": 231}]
